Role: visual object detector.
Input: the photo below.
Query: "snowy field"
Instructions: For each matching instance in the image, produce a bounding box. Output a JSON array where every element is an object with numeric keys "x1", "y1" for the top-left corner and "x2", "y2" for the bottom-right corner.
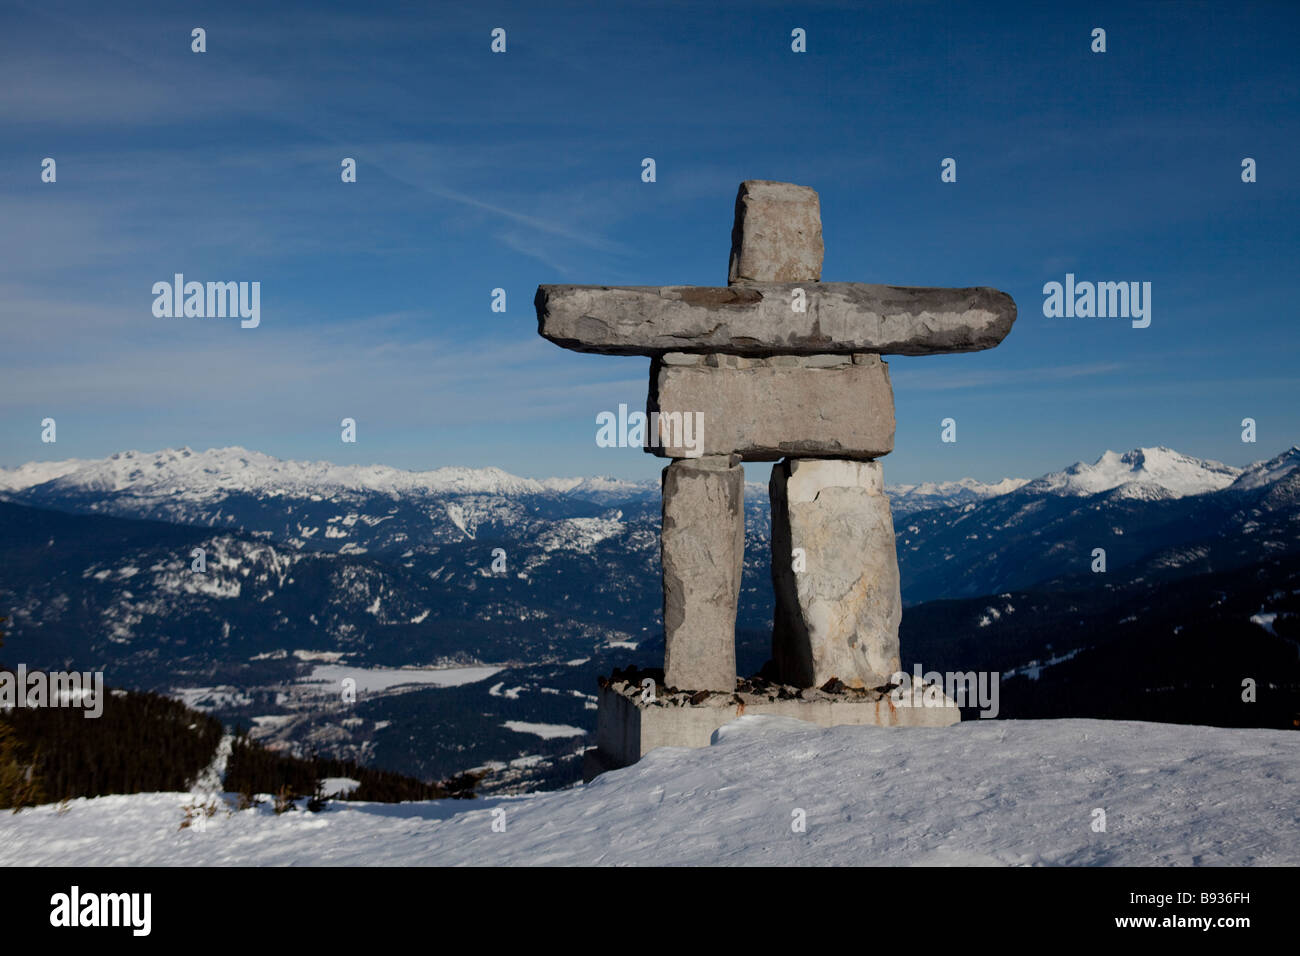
[
  {"x1": 1, "y1": 717, "x2": 1296, "y2": 866},
  {"x1": 502, "y1": 720, "x2": 587, "y2": 739},
  {"x1": 299, "y1": 663, "x2": 502, "y2": 694}
]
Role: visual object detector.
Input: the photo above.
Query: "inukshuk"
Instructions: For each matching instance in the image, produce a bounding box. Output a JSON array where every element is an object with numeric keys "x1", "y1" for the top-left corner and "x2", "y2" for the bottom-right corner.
[{"x1": 536, "y1": 181, "x2": 1016, "y2": 764}]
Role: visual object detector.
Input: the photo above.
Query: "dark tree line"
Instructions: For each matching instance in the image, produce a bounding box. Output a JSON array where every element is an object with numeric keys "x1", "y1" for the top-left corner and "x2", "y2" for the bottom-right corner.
[
  {"x1": 224, "y1": 727, "x2": 483, "y2": 804},
  {"x1": 0, "y1": 616, "x2": 45, "y2": 810},
  {"x1": 0, "y1": 719, "x2": 44, "y2": 810},
  {"x1": 1, "y1": 613, "x2": 484, "y2": 807},
  {"x1": 2, "y1": 685, "x2": 223, "y2": 807},
  {"x1": 2, "y1": 675, "x2": 483, "y2": 810}
]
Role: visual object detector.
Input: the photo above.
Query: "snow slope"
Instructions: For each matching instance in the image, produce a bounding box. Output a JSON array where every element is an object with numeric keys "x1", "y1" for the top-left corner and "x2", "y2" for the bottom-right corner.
[
  {"x1": 0, "y1": 457, "x2": 91, "y2": 492},
  {"x1": 2, "y1": 717, "x2": 1294, "y2": 866}
]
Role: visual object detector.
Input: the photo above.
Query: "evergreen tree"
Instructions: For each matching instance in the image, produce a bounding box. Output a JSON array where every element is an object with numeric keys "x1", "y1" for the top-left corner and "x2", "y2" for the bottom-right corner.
[{"x1": 0, "y1": 719, "x2": 44, "y2": 811}]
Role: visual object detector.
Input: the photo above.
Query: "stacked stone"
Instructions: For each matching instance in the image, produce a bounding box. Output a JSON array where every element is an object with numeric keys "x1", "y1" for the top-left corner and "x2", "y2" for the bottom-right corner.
[{"x1": 536, "y1": 180, "x2": 1017, "y2": 695}]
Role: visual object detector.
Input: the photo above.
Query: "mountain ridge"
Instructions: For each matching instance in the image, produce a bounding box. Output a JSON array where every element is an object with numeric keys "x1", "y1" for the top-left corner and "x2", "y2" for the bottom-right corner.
[
  {"x1": 2, "y1": 443, "x2": 1297, "y2": 791},
  {"x1": 4, "y1": 443, "x2": 1293, "y2": 508}
]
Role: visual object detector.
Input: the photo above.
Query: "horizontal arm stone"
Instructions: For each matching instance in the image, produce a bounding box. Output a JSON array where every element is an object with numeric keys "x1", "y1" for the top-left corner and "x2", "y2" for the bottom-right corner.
[{"x1": 536, "y1": 282, "x2": 1016, "y2": 356}]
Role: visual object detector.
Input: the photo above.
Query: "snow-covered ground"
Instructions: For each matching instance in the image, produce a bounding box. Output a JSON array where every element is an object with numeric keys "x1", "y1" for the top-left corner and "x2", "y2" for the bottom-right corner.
[
  {"x1": 300, "y1": 664, "x2": 502, "y2": 694},
  {"x1": 1, "y1": 717, "x2": 1295, "y2": 866},
  {"x1": 502, "y1": 720, "x2": 586, "y2": 739}
]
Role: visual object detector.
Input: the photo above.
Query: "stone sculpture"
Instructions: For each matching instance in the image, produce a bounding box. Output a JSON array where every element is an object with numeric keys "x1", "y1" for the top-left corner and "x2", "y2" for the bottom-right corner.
[{"x1": 535, "y1": 180, "x2": 1017, "y2": 770}]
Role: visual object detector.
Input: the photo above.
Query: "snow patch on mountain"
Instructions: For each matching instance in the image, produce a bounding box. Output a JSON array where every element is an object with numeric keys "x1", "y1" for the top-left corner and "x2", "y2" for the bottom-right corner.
[
  {"x1": 1249, "y1": 612, "x2": 1277, "y2": 636},
  {"x1": 502, "y1": 720, "x2": 586, "y2": 739},
  {"x1": 300, "y1": 664, "x2": 502, "y2": 694},
  {"x1": 535, "y1": 516, "x2": 625, "y2": 553},
  {"x1": 443, "y1": 502, "x2": 475, "y2": 540},
  {"x1": 0, "y1": 457, "x2": 92, "y2": 492},
  {"x1": 190, "y1": 735, "x2": 233, "y2": 796}
]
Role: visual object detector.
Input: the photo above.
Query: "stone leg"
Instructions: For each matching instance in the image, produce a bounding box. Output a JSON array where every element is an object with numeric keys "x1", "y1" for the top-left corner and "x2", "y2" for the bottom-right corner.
[
  {"x1": 662, "y1": 454, "x2": 744, "y2": 691},
  {"x1": 770, "y1": 458, "x2": 901, "y2": 689}
]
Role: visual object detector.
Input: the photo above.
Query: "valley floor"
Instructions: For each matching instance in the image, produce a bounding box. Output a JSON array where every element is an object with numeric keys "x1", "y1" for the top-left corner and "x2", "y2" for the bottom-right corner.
[{"x1": 1, "y1": 717, "x2": 1295, "y2": 866}]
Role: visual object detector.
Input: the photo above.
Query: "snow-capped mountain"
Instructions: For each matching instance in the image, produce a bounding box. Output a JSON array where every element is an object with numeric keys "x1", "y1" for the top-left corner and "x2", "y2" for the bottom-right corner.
[
  {"x1": 0, "y1": 447, "x2": 673, "y2": 557},
  {"x1": 3, "y1": 446, "x2": 555, "y2": 499},
  {"x1": 896, "y1": 445, "x2": 1300, "y2": 603},
  {"x1": 888, "y1": 476, "x2": 1029, "y2": 516},
  {"x1": 3, "y1": 443, "x2": 1295, "y2": 607},
  {"x1": 888, "y1": 446, "x2": 1268, "y2": 514},
  {"x1": 1229, "y1": 445, "x2": 1300, "y2": 491},
  {"x1": 0, "y1": 456, "x2": 91, "y2": 492},
  {"x1": 5, "y1": 444, "x2": 1282, "y2": 518},
  {"x1": 1020, "y1": 447, "x2": 1243, "y2": 500},
  {"x1": 891, "y1": 446, "x2": 1282, "y2": 515},
  {"x1": 535, "y1": 475, "x2": 659, "y2": 504}
]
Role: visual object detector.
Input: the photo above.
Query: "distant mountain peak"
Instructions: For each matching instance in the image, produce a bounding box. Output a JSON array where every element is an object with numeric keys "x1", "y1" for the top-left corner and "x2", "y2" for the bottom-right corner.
[
  {"x1": 1230, "y1": 445, "x2": 1300, "y2": 491},
  {"x1": 0, "y1": 456, "x2": 93, "y2": 493},
  {"x1": 887, "y1": 475, "x2": 1030, "y2": 516},
  {"x1": 1025, "y1": 446, "x2": 1242, "y2": 499},
  {"x1": 0, "y1": 446, "x2": 556, "y2": 499},
  {"x1": 3, "y1": 442, "x2": 1294, "y2": 506}
]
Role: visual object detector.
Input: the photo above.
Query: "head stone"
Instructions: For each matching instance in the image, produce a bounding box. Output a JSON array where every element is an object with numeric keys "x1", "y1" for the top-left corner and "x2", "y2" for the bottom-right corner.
[{"x1": 727, "y1": 180, "x2": 824, "y2": 286}]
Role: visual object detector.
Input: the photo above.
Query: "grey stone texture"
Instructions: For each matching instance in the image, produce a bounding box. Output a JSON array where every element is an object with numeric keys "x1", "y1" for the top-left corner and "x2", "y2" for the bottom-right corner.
[
  {"x1": 648, "y1": 354, "x2": 895, "y2": 460},
  {"x1": 661, "y1": 455, "x2": 745, "y2": 691},
  {"x1": 728, "y1": 180, "x2": 824, "y2": 285},
  {"x1": 770, "y1": 458, "x2": 902, "y2": 690},
  {"x1": 531, "y1": 179, "x2": 1020, "y2": 764},
  {"x1": 535, "y1": 282, "x2": 1016, "y2": 356},
  {"x1": 589, "y1": 674, "x2": 959, "y2": 774}
]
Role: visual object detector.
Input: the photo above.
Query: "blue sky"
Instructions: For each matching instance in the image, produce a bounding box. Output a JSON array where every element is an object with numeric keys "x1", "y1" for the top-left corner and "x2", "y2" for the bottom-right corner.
[{"x1": 2, "y1": 0, "x2": 1297, "y2": 484}]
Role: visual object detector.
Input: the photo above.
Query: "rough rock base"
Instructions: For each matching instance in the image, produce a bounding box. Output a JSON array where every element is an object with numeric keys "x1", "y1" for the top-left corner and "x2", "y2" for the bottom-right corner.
[{"x1": 584, "y1": 669, "x2": 960, "y2": 779}]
